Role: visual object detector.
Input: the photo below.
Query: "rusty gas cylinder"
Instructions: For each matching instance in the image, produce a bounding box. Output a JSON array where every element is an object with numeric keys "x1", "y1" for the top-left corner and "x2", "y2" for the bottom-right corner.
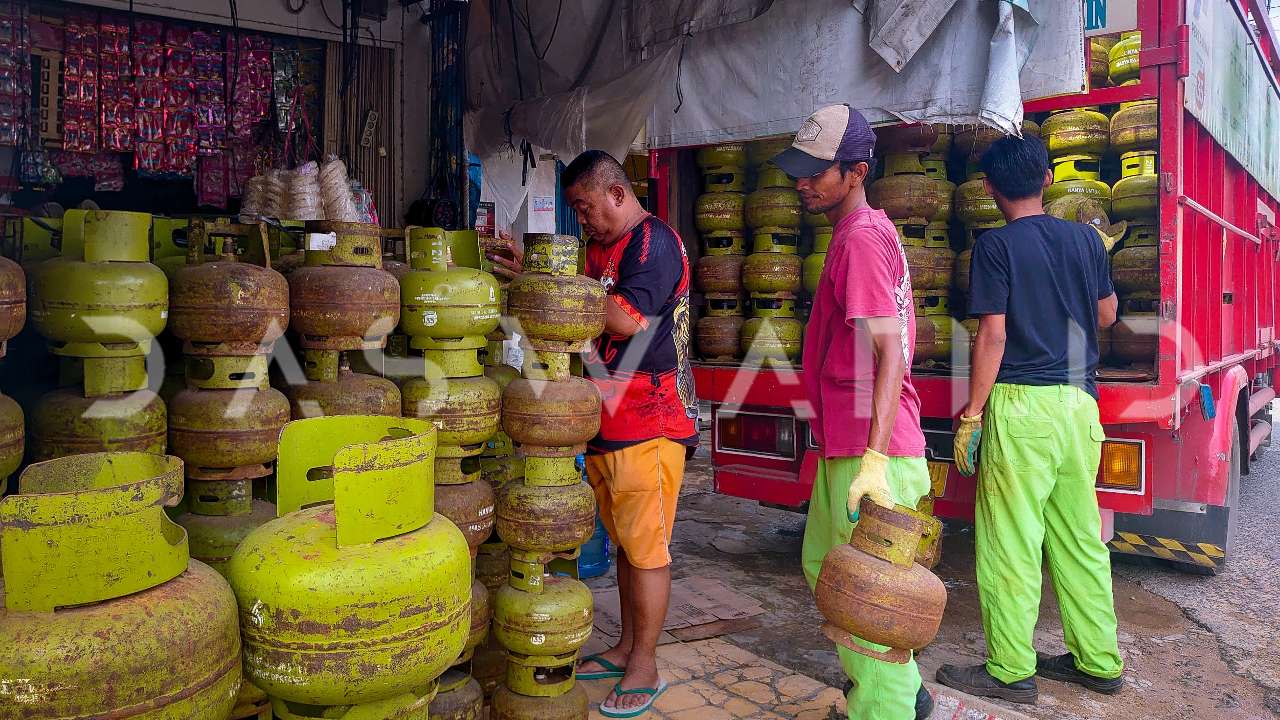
[
  {"x1": 1112, "y1": 222, "x2": 1158, "y2": 295},
  {"x1": 745, "y1": 187, "x2": 802, "y2": 229},
  {"x1": 168, "y1": 386, "x2": 290, "y2": 478},
  {"x1": 954, "y1": 177, "x2": 1002, "y2": 226},
  {"x1": 288, "y1": 362, "x2": 402, "y2": 418},
  {"x1": 435, "y1": 472, "x2": 497, "y2": 553},
  {"x1": 742, "y1": 252, "x2": 802, "y2": 294},
  {"x1": 0, "y1": 452, "x2": 242, "y2": 718},
  {"x1": 506, "y1": 234, "x2": 607, "y2": 350},
  {"x1": 0, "y1": 256, "x2": 25, "y2": 356},
  {"x1": 748, "y1": 137, "x2": 792, "y2": 167},
  {"x1": 491, "y1": 683, "x2": 589, "y2": 720},
  {"x1": 402, "y1": 373, "x2": 503, "y2": 450},
  {"x1": 493, "y1": 573, "x2": 594, "y2": 659},
  {"x1": 477, "y1": 541, "x2": 512, "y2": 593},
  {"x1": 472, "y1": 638, "x2": 509, "y2": 701},
  {"x1": 741, "y1": 316, "x2": 802, "y2": 365},
  {"x1": 1042, "y1": 108, "x2": 1110, "y2": 158},
  {"x1": 176, "y1": 487, "x2": 278, "y2": 577},
  {"x1": 28, "y1": 387, "x2": 167, "y2": 461},
  {"x1": 169, "y1": 238, "x2": 289, "y2": 350},
  {"x1": 954, "y1": 121, "x2": 1040, "y2": 160},
  {"x1": 228, "y1": 416, "x2": 470, "y2": 706},
  {"x1": 430, "y1": 669, "x2": 484, "y2": 720},
  {"x1": 0, "y1": 392, "x2": 21, "y2": 481},
  {"x1": 696, "y1": 254, "x2": 746, "y2": 294},
  {"x1": 897, "y1": 221, "x2": 954, "y2": 292},
  {"x1": 815, "y1": 498, "x2": 947, "y2": 664},
  {"x1": 696, "y1": 143, "x2": 747, "y2": 169},
  {"x1": 929, "y1": 176, "x2": 956, "y2": 224},
  {"x1": 1112, "y1": 295, "x2": 1159, "y2": 365},
  {"x1": 501, "y1": 376, "x2": 601, "y2": 451},
  {"x1": 697, "y1": 315, "x2": 745, "y2": 360},
  {"x1": 288, "y1": 264, "x2": 400, "y2": 350},
  {"x1": 913, "y1": 292, "x2": 953, "y2": 364},
  {"x1": 496, "y1": 466, "x2": 596, "y2": 554},
  {"x1": 1111, "y1": 96, "x2": 1158, "y2": 154},
  {"x1": 875, "y1": 124, "x2": 939, "y2": 154},
  {"x1": 695, "y1": 192, "x2": 747, "y2": 233},
  {"x1": 1090, "y1": 36, "x2": 1118, "y2": 88},
  {"x1": 868, "y1": 173, "x2": 939, "y2": 222}
]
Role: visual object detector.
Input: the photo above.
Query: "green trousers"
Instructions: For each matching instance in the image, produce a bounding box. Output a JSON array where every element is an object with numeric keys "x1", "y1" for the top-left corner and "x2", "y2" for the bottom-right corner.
[
  {"x1": 802, "y1": 454, "x2": 932, "y2": 720},
  {"x1": 976, "y1": 383, "x2": 1125, "y2": 683}
]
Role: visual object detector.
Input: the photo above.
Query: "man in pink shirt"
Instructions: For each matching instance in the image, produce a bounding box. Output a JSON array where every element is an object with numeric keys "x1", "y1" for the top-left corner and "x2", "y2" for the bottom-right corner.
[{"x1": 773, "y1": 104, "x2": 933, "y2": 720}]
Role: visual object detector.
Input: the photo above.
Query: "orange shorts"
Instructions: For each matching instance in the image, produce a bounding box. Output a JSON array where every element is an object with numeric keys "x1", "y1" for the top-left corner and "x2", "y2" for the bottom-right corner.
[{"x1": 585, "y1": 438, "x2": 686, "y2": 570}]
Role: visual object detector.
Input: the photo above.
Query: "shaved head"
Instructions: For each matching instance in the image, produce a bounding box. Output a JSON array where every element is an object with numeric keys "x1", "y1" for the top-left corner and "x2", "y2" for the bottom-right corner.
[{"x1": 562, "y1": 150, "x2": 633, "y2": 196}]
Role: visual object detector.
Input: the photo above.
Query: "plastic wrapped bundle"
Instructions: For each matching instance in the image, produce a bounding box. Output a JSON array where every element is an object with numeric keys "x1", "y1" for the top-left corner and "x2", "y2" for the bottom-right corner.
[
  {"x1": 263, "y1": 169, "x2": 288, "y2": 219},
  {"x1": 287, "y1": 162, "x2": 324, "y2": 221},
  {"x1": 239, "y1": 175, "x2": 268, "y2": 222},
  {"x1": 320, "y1": 155, "x2": 359, "y2": 222}
]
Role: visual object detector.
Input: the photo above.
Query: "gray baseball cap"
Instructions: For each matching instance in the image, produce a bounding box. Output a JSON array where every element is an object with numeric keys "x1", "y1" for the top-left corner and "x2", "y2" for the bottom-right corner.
[{"x1": 772, "y1": 104, "x2": 877, "y2": 178}]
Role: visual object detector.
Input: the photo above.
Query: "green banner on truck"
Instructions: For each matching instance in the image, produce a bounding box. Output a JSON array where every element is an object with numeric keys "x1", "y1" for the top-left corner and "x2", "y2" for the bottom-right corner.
[{"x1": 1185, "y1": 1, "x2": 1280, "y2": 201}]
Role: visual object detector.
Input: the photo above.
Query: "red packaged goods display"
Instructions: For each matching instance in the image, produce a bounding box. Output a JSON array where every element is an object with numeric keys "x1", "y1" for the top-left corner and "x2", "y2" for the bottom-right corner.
[
  {"x1": 162, "y1": 23, "x2": 196, "y2": 176},
  {"x1": 62, "y1": 12, "x2": 100, "y2": 152},
  {"x1": 197, "y1": 155, "x2": 228, "y2": 207},
  {"x1": 133, "y1": 16, "x2": 163, "y2": 170},
  {"x1": 0, "y1": 2, "x2": 31, "y2": 147},
  {"x1": 93, "y1": 151, "x2": 124, "y2": 191},
  {"x1": 98, "y1": 14, "x2": 133, "y2": 151},
  {"x1": 229, "y1": 33, "x2": 272, "y2": 140},
  {"x1": 193, "y1": 29, "x2": 226, "y2": 156}
]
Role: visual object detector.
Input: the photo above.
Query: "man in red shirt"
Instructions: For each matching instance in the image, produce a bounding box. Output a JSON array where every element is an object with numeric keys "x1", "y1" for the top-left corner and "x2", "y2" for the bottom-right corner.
[
  {"x1": 489, "y1": 150, "x2": 696, "y2": 718},
  {"x1": 773, "y1": 105, "x2": 933, "y2": 720}
]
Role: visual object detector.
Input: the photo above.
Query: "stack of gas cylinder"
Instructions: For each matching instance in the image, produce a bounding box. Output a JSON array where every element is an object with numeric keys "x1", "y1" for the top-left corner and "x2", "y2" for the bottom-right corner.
[
  {"x1": 694, "y1": 143, "x2": 749, "y2": 360},
  {"x1": 285, "y1": 221, "x2": 402, "y2": 418},
  {"x1": 27, "y1": 210, "x2": 168, "y2": 461},
  {"x1": 871, "y1": 127, "x2": 954, "y2": 366},
  {"x1": 743, "y1": 141, "x2": 805, "y2": 366},
  {"x1": 494, "y1": 232, "x2": 605, "y2": 719},
  {"x1": 0, "y1": 253, "x2": 23, "y2": 490},
  {"x1": 1091, "y1": 31, "x2": 1143, "y2": 90},
  {"x1": 165, "y1": 221, "x2": 290, "y2": 720},
  {"x1": 1106, "y1": 33, "x2": 1161, "y2": 368},
  {"x1": 399, "y1": 226, "x2": 502, "y2": 718}
]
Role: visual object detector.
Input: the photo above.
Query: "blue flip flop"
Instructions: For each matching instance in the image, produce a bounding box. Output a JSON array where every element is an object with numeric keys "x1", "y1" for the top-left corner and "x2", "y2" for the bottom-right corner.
[
  {"x1": 599, "y1": 679, "x2": 670, "y2": 718},
  {"x1": 576, "y1": 654, "x2": 626, "y2": 680}
]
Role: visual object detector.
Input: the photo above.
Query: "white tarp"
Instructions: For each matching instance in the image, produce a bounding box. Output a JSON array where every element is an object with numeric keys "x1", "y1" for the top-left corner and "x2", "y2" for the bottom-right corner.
[
  {"x1": 647, "y1": 0, "x2": 1083, "y2": 148},
  {"x1": 466, "y1": 0, "x2": 1084, "y2": 228}
]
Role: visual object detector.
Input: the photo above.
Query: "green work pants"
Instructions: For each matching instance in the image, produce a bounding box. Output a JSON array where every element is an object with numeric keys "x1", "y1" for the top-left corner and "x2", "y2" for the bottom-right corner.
[
  {"x1": 802, "y1": 454, "x2": 932, "y2": 720},
  {"x1": 976, "y1": 383, "x2": 1124, "y2": 683}
]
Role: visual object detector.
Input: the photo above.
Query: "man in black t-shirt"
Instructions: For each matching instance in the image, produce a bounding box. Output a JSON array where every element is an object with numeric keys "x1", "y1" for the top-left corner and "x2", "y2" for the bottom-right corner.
[{"x1": 936, "y1": 136, "x2": 1126, "y2": 704}]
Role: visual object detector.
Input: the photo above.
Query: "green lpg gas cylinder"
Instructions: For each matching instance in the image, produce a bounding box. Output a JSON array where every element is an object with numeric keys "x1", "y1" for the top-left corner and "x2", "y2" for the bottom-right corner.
[
  {"x1": 228, "y1": 416, "x2": 470, "y2": 706},
  {"x1": 28, "y1": 386, "x2": 167, "y2": 461},
  {"x1": 429, "y1": 669, "x2": 484, "y2": 720},
  {"x1": 694, "y1": 192, "x2": 747, "y2": 234},
  {"x1": 1042, "y1": 108, "x2": 1110, "y2": 157},
  {"x1": 1111, "y1": 151, "x2": 1158, "y2": 220},
  {"x1": 1109, "y1": 31, "x2": 1142, "y2": 85},
  {"x1": 0, "y1": 255, "x2": 25, "y2": 355},
  {"x1": 0, "y1": 452, "x2": 241, "y2": 718},
  {"x1": 745, "y1": 187, "x2": 802, "y2": 230},
  {"x1": 506, "y1": 234, "x2": 607, "y2": 351},
  {"x1": 1043, "y1": 155, "x2": 1112, "y2": 212},
  {"x1": 401, "y1": 227, "x2": 502, "y2": 342},
  {"x1": 496, "y1": 458, "x2": 596, "y2": 555}
]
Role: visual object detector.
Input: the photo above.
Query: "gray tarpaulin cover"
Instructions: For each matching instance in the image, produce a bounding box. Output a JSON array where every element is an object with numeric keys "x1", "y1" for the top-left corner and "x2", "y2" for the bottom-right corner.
[{"x1": 466, "y1": 0, "x2": 1082, "y2": 227}]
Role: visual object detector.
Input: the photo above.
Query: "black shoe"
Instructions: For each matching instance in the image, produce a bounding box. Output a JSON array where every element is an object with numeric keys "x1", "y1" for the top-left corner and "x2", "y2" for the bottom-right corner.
[
  {"x1": 1036, "y1": 652, "x2": 1124, "y2": 695},
  {"x1": 935, "y1": 664, "x2": 1037, "y2": 705},
  {"x1": 915, "y1": 684, "x2": 934, "y2": 719}
]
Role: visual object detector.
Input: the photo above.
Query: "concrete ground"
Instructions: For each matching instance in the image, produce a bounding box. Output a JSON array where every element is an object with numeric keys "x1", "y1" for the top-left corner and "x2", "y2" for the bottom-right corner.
[{"x1": 583, "y1": 423, "x2": 1280, "y2": 719}]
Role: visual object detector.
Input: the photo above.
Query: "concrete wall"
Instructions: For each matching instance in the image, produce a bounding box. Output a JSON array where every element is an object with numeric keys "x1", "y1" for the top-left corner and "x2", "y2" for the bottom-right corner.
[{"x1": 70, "y1": 0, "x2": 432, "y2": 216}]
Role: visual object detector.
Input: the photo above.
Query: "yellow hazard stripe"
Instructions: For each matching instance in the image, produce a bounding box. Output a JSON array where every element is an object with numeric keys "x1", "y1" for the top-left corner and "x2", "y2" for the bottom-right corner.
[{"x1": 1108, "y1": 532, "x2": 1223, "y2": 569}]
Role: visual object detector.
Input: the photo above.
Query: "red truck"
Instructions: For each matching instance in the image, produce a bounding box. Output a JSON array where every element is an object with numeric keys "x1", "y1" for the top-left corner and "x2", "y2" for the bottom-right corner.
[{"x1": 654, "y1": 0, "x2": 1280, "y2": 571}]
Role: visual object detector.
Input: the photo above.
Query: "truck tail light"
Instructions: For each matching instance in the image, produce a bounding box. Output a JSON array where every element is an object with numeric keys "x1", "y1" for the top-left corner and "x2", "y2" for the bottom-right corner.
[
  {"x1": 1098, "y1": 440, "x2": 1143, "y2": 491},
  {"x1": 716, "y1": 411, "x2": 797, "y2": 460}
]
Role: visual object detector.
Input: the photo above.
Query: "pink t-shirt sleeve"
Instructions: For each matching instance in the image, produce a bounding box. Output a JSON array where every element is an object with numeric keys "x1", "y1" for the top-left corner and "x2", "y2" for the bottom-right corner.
[{"x1": 836, "y1": 225, "x2": 903, "y2": 322}]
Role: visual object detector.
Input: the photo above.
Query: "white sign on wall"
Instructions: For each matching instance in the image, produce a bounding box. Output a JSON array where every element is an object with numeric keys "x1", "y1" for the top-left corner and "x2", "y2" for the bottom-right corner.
[{"x1": 1084, "y1": 0, "x2": 1138, "y2": 37}]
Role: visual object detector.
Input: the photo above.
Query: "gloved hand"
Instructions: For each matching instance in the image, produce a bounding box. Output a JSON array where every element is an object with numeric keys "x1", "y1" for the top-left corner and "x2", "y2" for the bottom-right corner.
[
  {"x1": 954, "y1": 411, "x2": 984, "y2": 477},
  {"x1": 846, "y1": 448, "x2": 895, "y2": 522}
]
